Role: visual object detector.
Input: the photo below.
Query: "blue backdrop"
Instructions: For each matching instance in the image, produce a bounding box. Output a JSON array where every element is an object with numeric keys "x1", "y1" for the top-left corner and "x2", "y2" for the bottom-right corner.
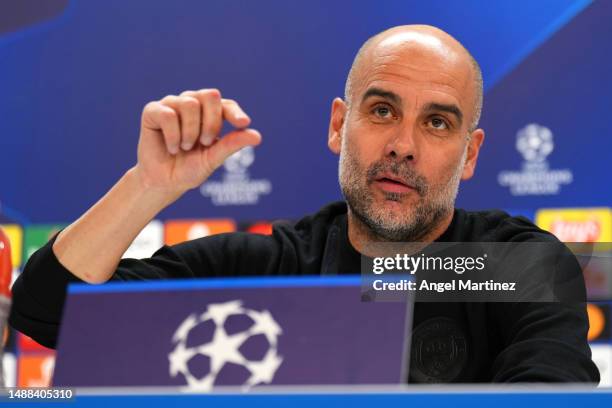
[{"x1": 0, "y1": 0, "x2": 609, "y2": 224}]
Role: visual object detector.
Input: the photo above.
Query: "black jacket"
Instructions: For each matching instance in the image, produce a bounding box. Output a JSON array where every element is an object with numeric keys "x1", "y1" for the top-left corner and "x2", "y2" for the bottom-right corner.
[{"x1": 9, "y1": 201, "x2": 600, "y2": 383}]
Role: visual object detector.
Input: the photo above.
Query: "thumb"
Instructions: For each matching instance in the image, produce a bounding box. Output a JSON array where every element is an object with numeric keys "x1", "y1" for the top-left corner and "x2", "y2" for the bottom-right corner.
[{"x1": 205, "y1": 128, "x2": 262, "y2": 170}]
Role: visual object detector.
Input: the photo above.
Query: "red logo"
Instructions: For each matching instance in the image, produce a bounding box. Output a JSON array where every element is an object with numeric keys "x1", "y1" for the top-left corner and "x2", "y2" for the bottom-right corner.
[{"x1": 549, "y1": 219, "x2": 601, "y2": 242}]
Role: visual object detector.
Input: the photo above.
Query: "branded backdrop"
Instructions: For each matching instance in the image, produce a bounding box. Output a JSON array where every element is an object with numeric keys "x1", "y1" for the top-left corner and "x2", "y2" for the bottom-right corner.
[
  {"x1": 0, "y1": 0, "x2": 610, "y2": 224},
  {"x1": 1, "y1": 0, "x2": 612, "y2": 388}
]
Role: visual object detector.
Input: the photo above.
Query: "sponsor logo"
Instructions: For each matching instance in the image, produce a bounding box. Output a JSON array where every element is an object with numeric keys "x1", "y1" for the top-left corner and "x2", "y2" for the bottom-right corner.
[
  {"x1": 17, "y1": 353, "x2": 55, "y2": 387},
  {"x1": 169, "y1": 300, "x2": 283, "y2": 391},
  {"x1": 536, "y1": 208, "x2": 611, "y2": 242},
  {"x1": 0, "y1": 225, "x2": 22, "y2": 268},
  {"x1": 587, "y1": 303, "x2": 610, "y2": 341},
  {"x1": 587, "y1": 251, "x2": 612, "y2": 300},
  {"x1": 590, "y1": 344, "x2": 612, "y2": 387},
  {"x1": 0, "y1": 230, "x2": 12, "y2": 298},
  {"x1": 122, "y1": 220, "x2": 164, "y2": 259},
  {"x1": 200, "y1": 147, "x2": 272, "y2": 205},
  {"x1": 498, "y1": 124, "x2": 573, "y2": 195},
  {"x1": 550, "y1": 220, "x2": 601, "y2": 242},
  {"x1": 164, "y1": 219, "x2": 236, "y2": 246},
  {"x1": 246, "y1": 222, "x2": 273, "y2": 235},
  {"x1": 2, "y1": 353, "x2": 16, "y2": 387},
  {"x1": 23, "y1": 225, "x2": 65, "y2": 262}
]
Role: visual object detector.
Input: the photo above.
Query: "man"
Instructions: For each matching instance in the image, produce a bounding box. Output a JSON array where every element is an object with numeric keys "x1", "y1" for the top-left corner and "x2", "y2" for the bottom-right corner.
[{"x1": 9, "y1": 25, "x2": 599, "y2": 383}]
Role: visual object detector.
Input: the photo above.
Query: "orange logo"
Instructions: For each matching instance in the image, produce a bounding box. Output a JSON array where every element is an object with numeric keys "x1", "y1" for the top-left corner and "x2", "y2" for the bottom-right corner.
[
  {"x1": 247, "y1": 222, "x2": 273, "y2": 235},
  {"x1": 17, "y1": 353, "x2": 56, "y2": 387},
  {"x1": 587, "y1": 303, "x2": 606, "y2": 341},
  {"x1": 164, "y1": 219, "x2": 236, "y2": 246}
]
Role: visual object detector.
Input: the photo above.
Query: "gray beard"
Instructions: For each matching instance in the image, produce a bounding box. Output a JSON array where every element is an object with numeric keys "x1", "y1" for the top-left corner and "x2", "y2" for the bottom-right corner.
[
  {"x1": 348, "y1": 193, "x2": 449, "y2": 242},
  {"x1": 338, "y1": 140, "x2": 465, "y2": 242}
]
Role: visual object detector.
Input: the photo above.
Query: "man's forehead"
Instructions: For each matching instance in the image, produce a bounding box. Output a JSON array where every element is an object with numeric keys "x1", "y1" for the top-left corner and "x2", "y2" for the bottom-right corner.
[
  {"x1": 375, "y1": 30, "x2": 451, "y2": 58},
  {"x1": 367, "y1": 26, "x2": 468, "y2": 64},
  {"x1": 352, "y1": 28, "x2": 475, "y2": 107}
]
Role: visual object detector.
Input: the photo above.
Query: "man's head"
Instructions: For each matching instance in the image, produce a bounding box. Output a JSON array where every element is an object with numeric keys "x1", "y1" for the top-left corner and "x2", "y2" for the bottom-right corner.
[{"x1": 328, "y1": 25, "x2": 485, "y2": 243}]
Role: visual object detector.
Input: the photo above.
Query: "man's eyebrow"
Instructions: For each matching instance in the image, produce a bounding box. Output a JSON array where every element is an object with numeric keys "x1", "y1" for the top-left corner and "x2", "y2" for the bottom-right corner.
[
  {"x1": 361, "y1": 87, "x2": 402, "y2": 106},
  {"x1": 424, "y1": 102, "x2": 463, "y2": 126}
]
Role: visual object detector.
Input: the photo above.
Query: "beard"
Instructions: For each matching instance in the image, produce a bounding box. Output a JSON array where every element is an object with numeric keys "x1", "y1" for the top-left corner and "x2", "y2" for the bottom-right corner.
[{"x1": 338, "y1": 136, "x2": 466, "y2": 242}]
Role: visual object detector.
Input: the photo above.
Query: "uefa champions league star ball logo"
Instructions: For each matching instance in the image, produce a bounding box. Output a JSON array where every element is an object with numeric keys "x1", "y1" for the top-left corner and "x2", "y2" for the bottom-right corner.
[
  {"x1": 168, "y1": 300, "x2": 283, "y2": 391},
  {"x1": 515, "y1": 124, "x2": 554, "y2": 163},
  {"x1": 223, "y1": 146, "x2": 255, "y2": 174},
  {"x1": 200, "y1": 146, "x2": 272, "y2": 205},
  {"x1": 497, "y1": 123, "x2": 572, "y2": 195}
]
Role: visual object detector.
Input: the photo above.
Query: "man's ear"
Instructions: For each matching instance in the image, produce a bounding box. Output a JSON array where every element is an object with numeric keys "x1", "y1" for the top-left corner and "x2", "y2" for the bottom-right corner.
[
  {"x1": 328, "y1": 97, "x2": 347, "y2": 155},
  {"x1": 461, "y1": 129, "x2": 485, "y2": 180}
]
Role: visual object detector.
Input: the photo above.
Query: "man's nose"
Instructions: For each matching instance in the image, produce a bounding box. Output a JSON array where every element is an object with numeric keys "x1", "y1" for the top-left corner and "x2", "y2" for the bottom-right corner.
[{"x1": 383, "y1": 123, "x2": 417, "y2": 161}]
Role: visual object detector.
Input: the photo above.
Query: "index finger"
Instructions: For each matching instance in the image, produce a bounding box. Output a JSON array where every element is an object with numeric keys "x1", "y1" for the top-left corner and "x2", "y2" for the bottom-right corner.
[{"x1": 222, "y1": 99, "x2": 251, "y2": 129}]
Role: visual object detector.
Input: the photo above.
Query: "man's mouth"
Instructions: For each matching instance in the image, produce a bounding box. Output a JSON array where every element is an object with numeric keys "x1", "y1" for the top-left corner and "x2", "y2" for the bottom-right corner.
[{"x1": 373, "y1": 174, "x2": 415, "y2": 194}]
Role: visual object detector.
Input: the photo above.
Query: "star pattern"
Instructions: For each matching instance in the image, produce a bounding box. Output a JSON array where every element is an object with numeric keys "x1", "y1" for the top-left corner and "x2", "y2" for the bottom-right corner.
[{"x1": 169, "y1": 300, "x2": 284, "y2": 391}]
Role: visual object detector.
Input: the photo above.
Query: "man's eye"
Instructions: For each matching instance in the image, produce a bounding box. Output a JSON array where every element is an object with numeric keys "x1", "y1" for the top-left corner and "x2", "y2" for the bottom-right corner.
[
  {"x1": 429, "y1": 117, "x2": 448, "y2": 130},
  {"x1": 372, "y1": 105, "x2": 394, "y2": 118}
]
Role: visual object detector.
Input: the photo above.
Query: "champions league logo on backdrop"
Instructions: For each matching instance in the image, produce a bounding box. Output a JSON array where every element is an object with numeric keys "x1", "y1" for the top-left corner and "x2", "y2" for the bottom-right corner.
[
  {"x1": 516, "y1": 123, "x2": 554, "y2": 163},
  {"x1": 497, "y1": 124, "x2": 573, "y2": 196},
  {"x1": 168, "y1": 300, "x2": 284, "y2": 391},
  {"x1": 200, "y1": 146, "x2": 272, "y2": 205}
]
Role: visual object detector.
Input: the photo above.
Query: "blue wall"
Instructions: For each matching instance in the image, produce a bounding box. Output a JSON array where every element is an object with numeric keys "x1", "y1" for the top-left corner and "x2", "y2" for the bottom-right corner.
[{"x1": 0, "y1": 0, "x2": 608, "y2": 224}]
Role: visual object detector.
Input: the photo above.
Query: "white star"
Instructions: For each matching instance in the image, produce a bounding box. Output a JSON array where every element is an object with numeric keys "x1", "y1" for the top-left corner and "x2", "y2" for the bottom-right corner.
[
  {"x1": 247, "y1": 309, "x2": 283, "y2": 344},
  {"x1": 188, "y1": 372, "x2": 216, "y2": 391},
  {"x1": 172, "y1": 313, "x2": 199, "y2": 343},
  {"x1": 201, "y1": 300, "x2": 244, "y2": 325},
  {"x1": 168, "y1": 342, "x2": 197, "y2": 377},
  {"x1": 199, "y1": 326, "x2": 249, "y2": 374},
  {"x1": 244, "y1": 349, "x2": 284, "y2": 387}
]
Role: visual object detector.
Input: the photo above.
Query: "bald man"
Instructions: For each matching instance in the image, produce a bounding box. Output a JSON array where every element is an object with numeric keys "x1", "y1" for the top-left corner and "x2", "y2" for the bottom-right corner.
[{"x1": 10, "y1": 25, "x2": 599, "y2": 383}]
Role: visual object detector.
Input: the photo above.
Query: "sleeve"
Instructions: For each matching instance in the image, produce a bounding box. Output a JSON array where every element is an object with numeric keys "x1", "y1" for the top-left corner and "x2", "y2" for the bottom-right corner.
[
  {"x1": 488, "y1": 239, "x2": 600, "y2": 383},
  {"x1": 489, "y1": 302, "x2": 599, "y2": 383},
  {"x1": 9, "y1": 232, "x2": 203, "y2": 349},
  {"x1": 9, "y1": 228, "x2": 295, "y2": 349}
]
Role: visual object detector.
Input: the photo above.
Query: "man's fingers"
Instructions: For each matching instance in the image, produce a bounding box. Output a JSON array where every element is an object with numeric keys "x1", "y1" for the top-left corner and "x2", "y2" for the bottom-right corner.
[
  {"x1": 142, "y1": 102, "x2": 181, "y2": 155},
  {"x1": 167, "y1": 94, "x2": 200, "y2": 151},
  {"x1": 198, "y1": 89, "x2": 223, "y2": 146},
  {"x1": 148, "y1": 90, "x2": 253, "y2": 155},
  {"x1": 179, "y1": 91, "x2": 251, "y2": 147},
  {"x1": 206, "y1": 128, "x2": 261, "y2": 171},
  {"x1": 222, "y1": 99, "x2": 251, "y2": 130}
]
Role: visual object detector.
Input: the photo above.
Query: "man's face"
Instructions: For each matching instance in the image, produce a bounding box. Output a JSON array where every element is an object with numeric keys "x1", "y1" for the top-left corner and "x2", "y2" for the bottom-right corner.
[{"x1": 330, "y1": 31, "x2": 482, "y2": 241}]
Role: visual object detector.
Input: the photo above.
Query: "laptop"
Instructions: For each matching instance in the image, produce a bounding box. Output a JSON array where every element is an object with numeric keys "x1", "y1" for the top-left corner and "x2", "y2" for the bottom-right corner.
[{"x1": 53, "y1": 276, "x2": 412, "y2": 389}]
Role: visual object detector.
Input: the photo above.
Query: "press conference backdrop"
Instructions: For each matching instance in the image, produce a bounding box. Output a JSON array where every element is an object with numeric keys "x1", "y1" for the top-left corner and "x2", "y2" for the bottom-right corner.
[{"x1": 0, "y1": 0, "x2": 611, "y2": 389}]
